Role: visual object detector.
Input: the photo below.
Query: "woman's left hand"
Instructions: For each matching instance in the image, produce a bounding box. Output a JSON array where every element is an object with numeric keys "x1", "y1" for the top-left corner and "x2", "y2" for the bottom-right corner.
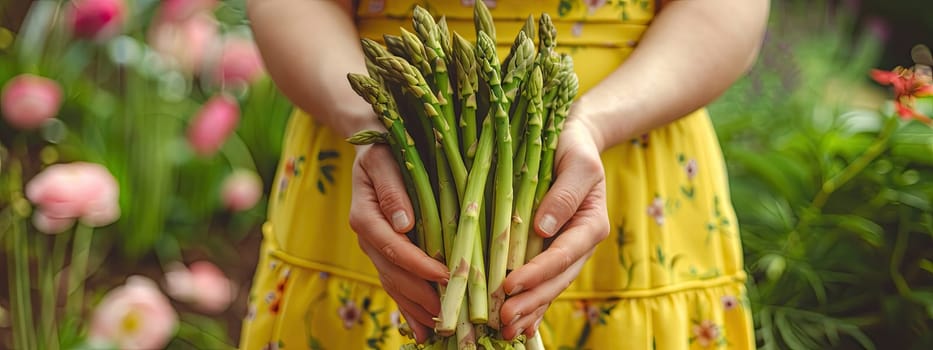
[{"x1": 499, "y1": 117, "x2": 611, "y2": 340}]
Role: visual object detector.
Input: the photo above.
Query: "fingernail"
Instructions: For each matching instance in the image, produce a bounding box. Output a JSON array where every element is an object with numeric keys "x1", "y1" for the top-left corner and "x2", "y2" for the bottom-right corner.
[
  {"x1": 392, "y1": 210, "x2": 409, "y2": 231},
  {"x1": 540, "y1": 214, "x2": 557, "y2": 236},
  {"x1": 510, "y1": 313, "x2": 522, "y2": 325},
  {"x1": 508, "y1": 284, "x2": 524, "y2": 295},
  {"x1": 514, "y1": 328, "x2": 525, "y2": 340},
  {"x1": 533, "y1": 318, "x2": 542, "y2": 332}
]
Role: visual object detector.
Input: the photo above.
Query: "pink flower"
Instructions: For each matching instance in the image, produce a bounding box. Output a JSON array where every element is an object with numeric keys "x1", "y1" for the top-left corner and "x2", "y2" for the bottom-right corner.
[
  {"x1": 221, "y1": 169, "x2": 263, "y2": 211},
  {"x1": 66, "y1": 0, "x2": 126, "y2": 41},
  {"x1": 164, "y1": 261, "x2": 237, "y2": 313},
  {"x1": 148, "y1": 13, "x2": 220, "y2": 74},
  {"x1": 685, "y1": 159, "x2": 698, "y2": 180},
  {"x1": 646, "y1": 197, "x2": 664, "y2": 226},
  {"x1": 337, "y1": 300, "x2": 362, "y2": 329},
  {"x1": 157, "y1": 0, "x2": 218, "y2": 22},
  {"x1": 88, "y1": 276, "x2": 178, "y2": 350},
  {"x1": 692, "y1": 320, "x2": 721, "y2": 347},
  {"x1": 213, "y1": 36, "x2": 266, "y2": 87},
  {"x1": 25, "y1": 162, "x2": 120, "y2": 233},
  {"x1": 721, "y1": 295, "x2": 739, "y2": 311},
  {"x1": 186, "y1": 94, "x2": 240, "y2": 156},
  {"x1": 1, "y1": 74, "x2": 63, "y2": 130}
]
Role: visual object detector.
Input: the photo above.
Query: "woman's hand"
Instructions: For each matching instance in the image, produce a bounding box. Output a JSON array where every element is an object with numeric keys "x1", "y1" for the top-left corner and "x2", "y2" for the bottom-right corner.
[
  {"x1": 499, "y1": 118, "x2": 611, "y2": 340},
  {"x1": 348, "y1": 144, "x2": 449, "y2": 343}
]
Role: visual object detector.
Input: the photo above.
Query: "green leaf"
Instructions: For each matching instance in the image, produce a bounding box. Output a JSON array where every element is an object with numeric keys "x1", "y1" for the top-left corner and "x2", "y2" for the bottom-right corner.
[{"x1": 822, "y1": 214, "x2": 884, "y2": 247}]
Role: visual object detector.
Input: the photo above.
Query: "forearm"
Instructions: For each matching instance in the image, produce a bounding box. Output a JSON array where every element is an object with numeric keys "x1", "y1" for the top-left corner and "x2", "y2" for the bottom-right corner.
[
  {"x1": 572, "y1": 0, "x2": 770, "y2": 151},
  {"x1": 247, "y1": 0, "x2": 381, "y2": 138}
]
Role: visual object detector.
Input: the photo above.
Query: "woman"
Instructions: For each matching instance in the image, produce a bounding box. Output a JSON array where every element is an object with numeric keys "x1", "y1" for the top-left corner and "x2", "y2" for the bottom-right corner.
[{"x1": 240, "y1": 0, "x2": 769, "y2": 348}]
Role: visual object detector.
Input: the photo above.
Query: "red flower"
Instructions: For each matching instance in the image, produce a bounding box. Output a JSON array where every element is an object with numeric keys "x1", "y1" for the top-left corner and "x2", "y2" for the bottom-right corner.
[{"x1": 871, "y1": 66, "x2": 933, "y2": 123}]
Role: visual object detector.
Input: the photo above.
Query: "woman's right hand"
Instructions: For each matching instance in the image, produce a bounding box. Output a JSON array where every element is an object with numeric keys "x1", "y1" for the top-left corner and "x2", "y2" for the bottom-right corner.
[{"x1": 348, "y1": 143, "x2": 449, "y2": 343}]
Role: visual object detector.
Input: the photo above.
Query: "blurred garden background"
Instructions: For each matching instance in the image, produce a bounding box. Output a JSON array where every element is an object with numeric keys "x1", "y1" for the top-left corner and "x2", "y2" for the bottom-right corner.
[{"x1": 0, "y1": 0, "x2": 931, "y2": 349}]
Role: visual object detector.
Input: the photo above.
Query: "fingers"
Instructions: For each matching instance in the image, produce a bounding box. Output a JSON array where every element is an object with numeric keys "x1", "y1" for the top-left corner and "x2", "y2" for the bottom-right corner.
[
  {"x1": 400, "y1": 310, "x2": 431, "y2": 344},
  {"x1": 360, "y1": 145, "x2": 415, "y2": 233},
  {"x1": 501, "y1": 304, "x2": 548, "y2": 341},
  {"x1": 358, "y1": 237, "x2": 441, "y2": 317},
  {"x1": 506, "y1": 183, "x2": 608, "y2": 295},
  {"x1": 533, "y1": 137, "x2": 604, "y2": 238},
  {"x1": 349, "y1": 154, "x2": 449, "y2": 283},
  {"x1": 500, "y1": 255, "x2": 587, "y2": 339}
]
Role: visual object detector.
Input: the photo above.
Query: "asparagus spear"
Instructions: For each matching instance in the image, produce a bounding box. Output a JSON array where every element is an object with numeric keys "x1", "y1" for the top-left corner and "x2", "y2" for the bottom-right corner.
[
  {"x1": 437, "y1": 16, "x2": 453, "y2": 63},
  {"x1": 478, "y1": 29, "x2": 517, "y2": 330},
  {"x1": 500, "y1": 65, "x2": 543, "y2": 289},
  {"x1": 413, "y1": 6, "x2": 459, "y2": 167},
  {"x1": 473, "y1": 0, "x2": 495, "y2": 43},
  {"x1": 376, "y1": 56, "x2": 468, "y2": 197},
  {"x1": 436, "y1": 112, "x2": 493, "y2": 334},
  {"x1": 435, "y1": 31, "x2": 508, "y2": 331},
  {"x1": 362, "y1": 38, "x2": 437, "y2": 182},
  {"x1": 346, "y1": 73, "x2": 444, "y2": 262},
  {"x1": 400, "y1": 28, "x2": 434, "y2": 82},
  {"x1": 502, "y1": 31, "x2": 536, "y2": 154},
  {"x1": 384, "y1": 34, "x2": 410, "y2": 61},
  {"x1": 501, "y1": 15, "x2": 536, "y2": 79},
  {"x1": 526, "y1": 69, "x2": 579, "y2": 261},
  {"x1": 453, "y1": 33, "x2": 479, "y2": 167}
]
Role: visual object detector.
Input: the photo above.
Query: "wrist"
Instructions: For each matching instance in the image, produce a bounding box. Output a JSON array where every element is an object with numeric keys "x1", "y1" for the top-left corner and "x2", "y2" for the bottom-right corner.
[{"x1": 567, "y1": 96, "x2": 608, "y2": 152}]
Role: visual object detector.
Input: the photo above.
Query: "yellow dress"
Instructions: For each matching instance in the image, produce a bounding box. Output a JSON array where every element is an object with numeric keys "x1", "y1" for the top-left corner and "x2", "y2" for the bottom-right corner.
[{"x1": 240, "y1": 1, "x2": 754, "y2": 349}]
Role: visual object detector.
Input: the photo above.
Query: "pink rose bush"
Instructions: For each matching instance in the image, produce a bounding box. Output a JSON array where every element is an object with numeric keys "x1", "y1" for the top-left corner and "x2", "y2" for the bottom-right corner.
[
  {"x1": 67, "y1": 0, "x2": 126, "y2": 41},
  {"x1": 164, "y1": 261, "x2": 237, "y2": 313},
  {"x1": 186, "y1": 94, "x2": 240, "y2": 156},
  {"x1": 157, "y1": 0, "x2": 218, "y2": 22},
  {"x1": 221, "y1": 169, "x2": 263, "y2": 211},
  {"x1": 25, "y1": 162, "x2": 120, "y2": 234},
  {"x1": 213, "y1": 36, "x2": 266, "y2": 87},
  {"x1": 1, "y1": 74, "x2": 63, "y2": 130},
  {"x1": 148, "y1": 12, "x2": 220, "y2": 74},
  {"x1": 88, "y1": 276, "x2": 178, "y2": 349}
]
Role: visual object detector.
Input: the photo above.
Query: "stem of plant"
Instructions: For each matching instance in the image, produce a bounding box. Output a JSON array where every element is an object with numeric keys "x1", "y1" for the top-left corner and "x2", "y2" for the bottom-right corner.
[{"x1": 66, "y1": 223, "x2": 93, "y2": 322}]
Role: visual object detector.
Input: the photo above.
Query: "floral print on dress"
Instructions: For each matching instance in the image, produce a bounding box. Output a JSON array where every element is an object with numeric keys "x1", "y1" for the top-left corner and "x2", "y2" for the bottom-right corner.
[
  {"x1": 262, "y1": 340, "x2": 284, "y2": 350},
  {"x1": 316, "y1": 150, "x2": 339, "y2": 194},
  {"x1": 560, "y1": 300, "x2": 618, "y2": 350},
  {"x1": 678, "y1": 154, "x2": 698, "y2": 199},
  {"x1": 338, "y1": 300, "x2": 363, "y2": 329},
  {"x1": 690, "y1": 319, "x2": 725, "y2": 348},
  {"x1": 278, "y1": 155, "x2": 305, "y2": 200},
  {"x1": 721, "y1": 295, "x2": 739, "y2": 311},
  {"x1": 647, "y1": 196, "x2": 665, "y2": 226}
]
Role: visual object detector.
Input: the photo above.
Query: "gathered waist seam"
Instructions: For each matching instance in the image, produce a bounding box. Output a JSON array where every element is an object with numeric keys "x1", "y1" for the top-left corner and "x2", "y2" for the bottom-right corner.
[{"x1": 265, "y1": 243, "x2": 746, "y2": 301}]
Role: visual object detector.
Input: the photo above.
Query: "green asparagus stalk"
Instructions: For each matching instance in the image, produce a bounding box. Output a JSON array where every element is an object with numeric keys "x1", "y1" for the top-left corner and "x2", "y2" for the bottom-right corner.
[
  {"x1": 413, "y1": 6, "x2": 459, "y2": 165},
  {"x1": 477, "y1": 30, "x2": 517, "y2": 331},
  {"x1": 376, "y1": 56, "x2": 468, "y2": 197},
  {"x1": 437, "y1": 113, "x2": 493, "y2": 334},
  {"x1": 537, "y1": 13, "x2": 557, "y2": 61},
  {"x1": 400, "y1": 28, "x2": 434, "y2": 82},
  {"x1": 502, "y1": 31, "x2": 536, "y2": 153},
  {"x1": 501, "y1": 15, "x2": 536, "y2": 79},
  {"x1": 526, "y1": 70, "x2": 579, "y2": 261},
  {"x1": 502, "y1": 66, "x2": 543, "y2": 279},
  {"x1": 436, "y1": 139, "x2": 459, "y2": 262},
  {"x1": 468, "y1": 231, "x2": 488, "y2": 323},
  {"x1": 346, "y1": 73, "x2": 444, "y2": 262},
  {"x1": 453, "y1": 33, "x2": 479, "y2": 167},
  {"x1": 363, "y1": 38, "x2": 438, "y2": 182},
  {"x1": 437, "y1": 16, "x2": 453, "y2": 63},
  {"x1": 473, "y1": 0, "x2": 495, "y2": 43},
  {"x1": 456, "y1": 298, "x2": 477, "y2": 349},
  {"x1": 384, "y1": 34, "x2": 410, "y2": 61}
]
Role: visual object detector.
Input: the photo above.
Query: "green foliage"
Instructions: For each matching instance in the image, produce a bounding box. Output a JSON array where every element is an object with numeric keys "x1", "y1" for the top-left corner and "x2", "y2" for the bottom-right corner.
[{"x1": 711, "y1": 1, "x2": 933, "y2": 349}]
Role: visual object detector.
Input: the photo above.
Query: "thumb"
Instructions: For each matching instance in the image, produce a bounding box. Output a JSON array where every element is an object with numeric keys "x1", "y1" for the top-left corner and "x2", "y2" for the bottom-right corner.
[{"x1": 361, "y1": 145, "x2": 415, "y2": 233}]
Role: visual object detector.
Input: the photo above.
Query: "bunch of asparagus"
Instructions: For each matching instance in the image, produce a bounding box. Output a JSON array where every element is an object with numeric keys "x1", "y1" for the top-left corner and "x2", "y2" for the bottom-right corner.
[{"x1": 346, "y1": 2, "x2": 578, "y2": 349}]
